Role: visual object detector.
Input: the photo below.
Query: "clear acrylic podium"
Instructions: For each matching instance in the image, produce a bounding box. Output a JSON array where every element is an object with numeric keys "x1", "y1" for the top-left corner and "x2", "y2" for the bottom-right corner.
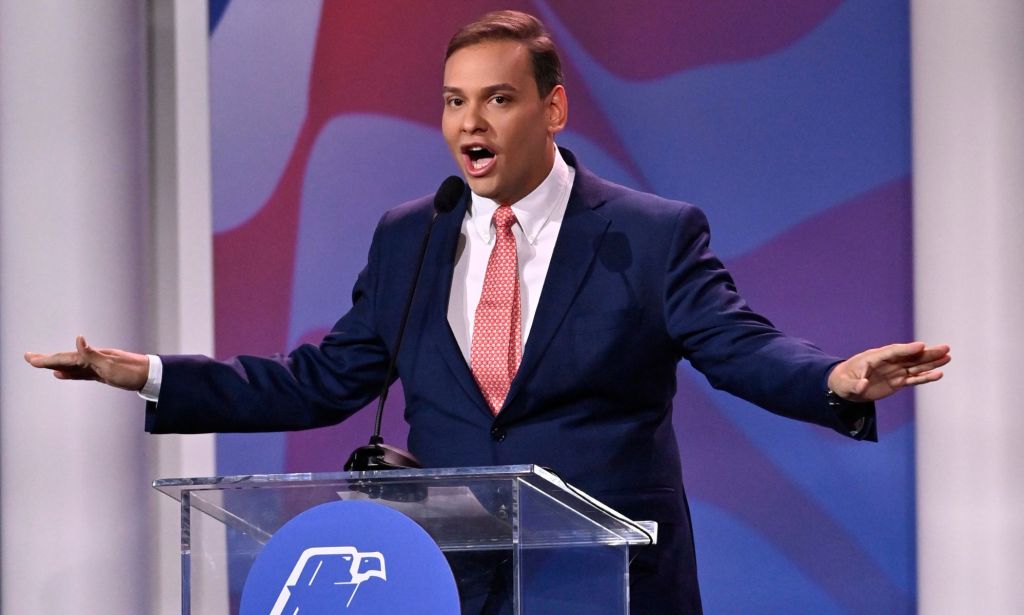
[{"x1": 155, "y1": 465, "x2": 656, "y2": 614}]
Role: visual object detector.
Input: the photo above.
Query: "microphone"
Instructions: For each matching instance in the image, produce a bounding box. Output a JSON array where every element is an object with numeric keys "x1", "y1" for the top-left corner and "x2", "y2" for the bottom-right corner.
[
  {"x1": 345, "y1": 176, "x2": 465, "y2": 471},
  {"x1": 431, "y1": 175, "x2": 464, "y2": 216}
]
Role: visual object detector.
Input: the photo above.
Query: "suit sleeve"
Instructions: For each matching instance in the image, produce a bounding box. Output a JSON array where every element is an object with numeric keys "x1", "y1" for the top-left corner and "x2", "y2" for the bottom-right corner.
[
  {"x1": 663, "y1": 205, "x2": 876, "y2": 440},
  {"x1": 145, "y1": 213, "x2": 394, "y2": 434}
]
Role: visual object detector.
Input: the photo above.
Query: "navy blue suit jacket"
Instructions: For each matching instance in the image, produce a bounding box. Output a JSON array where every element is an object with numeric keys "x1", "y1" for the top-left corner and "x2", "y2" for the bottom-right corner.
[{"x1": 147, "y1": 149, "x2": 875, "y2": 613}]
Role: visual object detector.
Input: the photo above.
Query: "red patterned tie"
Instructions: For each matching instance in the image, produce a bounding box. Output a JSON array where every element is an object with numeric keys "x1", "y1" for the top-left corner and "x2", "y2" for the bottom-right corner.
[{"x1": 471, "y1": 205, "x2": 522, "y2": 415}]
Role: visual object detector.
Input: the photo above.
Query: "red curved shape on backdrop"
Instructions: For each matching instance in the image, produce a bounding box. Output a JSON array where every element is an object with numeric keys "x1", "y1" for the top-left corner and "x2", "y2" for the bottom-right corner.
[
  {"x1": 308, "y1": 2, "x2": 649, "y2": 186},
  {"x1": 215, "y1": 0, "x2": 658, "y2": 357},
  {"x1": 547, "y1": 0, "x2": 844, "y2": 79}
]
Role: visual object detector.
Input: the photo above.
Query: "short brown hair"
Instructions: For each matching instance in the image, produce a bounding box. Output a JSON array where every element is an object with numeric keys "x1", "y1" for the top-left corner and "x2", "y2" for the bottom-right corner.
[{"x1": 445, "y1": 10, "x2": 564, "y2": 97}]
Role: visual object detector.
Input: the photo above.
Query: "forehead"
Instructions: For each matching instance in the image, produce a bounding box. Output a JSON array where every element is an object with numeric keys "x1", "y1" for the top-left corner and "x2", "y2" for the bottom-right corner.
[{"x1": 442, "y1": 40, "x2": 535, "y2": 90}]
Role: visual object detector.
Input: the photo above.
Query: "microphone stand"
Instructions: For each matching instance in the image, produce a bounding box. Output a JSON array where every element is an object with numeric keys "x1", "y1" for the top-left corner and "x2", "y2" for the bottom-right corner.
[{"x1": 345, "y1": 177, "x2": 463, "y2": 471}]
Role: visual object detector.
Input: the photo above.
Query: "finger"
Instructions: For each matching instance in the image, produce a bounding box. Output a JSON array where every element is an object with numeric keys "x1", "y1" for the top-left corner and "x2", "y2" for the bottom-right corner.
[
  {"x1": 76, "y1": 335, "x2": 94, "y2": 360},
  {"x1": 53, "y1": 367, "x2": 99, "y2": 381},
  {"x1": 920, "y1": 345, "x2": 952, "y2": 363},
  {"x1": 76, "y1": 335, "x2": 109, "y2": 368},
  {"x1": 881, "y1": 342, "x2": 927, "y2": 361},
  {"x1": 906, "y1": 370, "x2": 944, "y2": 386},
  {"x1": 898, "y1": 344, "x2": 950, "y2": 363},
  {"x1": 869, "y1": 344, "x2": 950, "y2": 373},
  {"x1": 24, "y1": 350, "x2": 82, "y2": 368},
  {"x1": 907, "y1": 354, "x2": 952, "y2": 375},
  {"x1": 894, "y1": 343, "x2": 951, "y2": 364}
]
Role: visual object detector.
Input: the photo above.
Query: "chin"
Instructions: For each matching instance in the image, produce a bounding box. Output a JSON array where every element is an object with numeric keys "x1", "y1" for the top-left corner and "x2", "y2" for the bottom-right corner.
[{"x1": 465, "y1": 177, "x2": 499, "y2": 200}]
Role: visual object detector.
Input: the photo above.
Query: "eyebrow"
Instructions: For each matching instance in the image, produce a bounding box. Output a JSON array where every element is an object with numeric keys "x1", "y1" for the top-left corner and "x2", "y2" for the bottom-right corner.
[{"x1": 442, "y1": 83, "x2": 520, "y2": 96}]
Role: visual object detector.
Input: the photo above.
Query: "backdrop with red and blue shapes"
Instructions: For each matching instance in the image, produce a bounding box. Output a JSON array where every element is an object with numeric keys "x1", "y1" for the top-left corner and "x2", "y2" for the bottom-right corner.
[{"x1": 209, "y1": 2, "x2": 913, "y2": 612}]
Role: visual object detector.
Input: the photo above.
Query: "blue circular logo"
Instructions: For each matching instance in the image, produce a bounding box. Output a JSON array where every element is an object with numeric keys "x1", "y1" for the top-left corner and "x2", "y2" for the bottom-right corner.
[{"x1": 240, "y1": 500, "x2": 460, "y2": 614}]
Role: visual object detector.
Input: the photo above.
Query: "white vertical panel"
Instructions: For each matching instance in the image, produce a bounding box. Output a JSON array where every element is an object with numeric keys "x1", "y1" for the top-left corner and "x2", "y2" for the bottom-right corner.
[
  {"x1": 0, "y1": 1, "x2": 150, "y2": 613},
  {"x1": 148, "y1": 1, "x2": 221, "y2": 614},
  {"x1": 912, "y1": 0, "x2": 1024, "y2": 612}
]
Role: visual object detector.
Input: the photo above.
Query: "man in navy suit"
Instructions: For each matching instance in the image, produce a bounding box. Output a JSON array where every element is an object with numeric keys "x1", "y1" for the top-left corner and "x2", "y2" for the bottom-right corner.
[{"x1": 28, "y1": 10, "x2": 950, "y2": 614}]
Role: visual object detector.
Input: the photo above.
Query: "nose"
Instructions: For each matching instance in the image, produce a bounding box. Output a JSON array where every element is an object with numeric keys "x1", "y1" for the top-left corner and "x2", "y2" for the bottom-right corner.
[{"x1": 461, "y1": 101, "x2": 488, "y2": 134}]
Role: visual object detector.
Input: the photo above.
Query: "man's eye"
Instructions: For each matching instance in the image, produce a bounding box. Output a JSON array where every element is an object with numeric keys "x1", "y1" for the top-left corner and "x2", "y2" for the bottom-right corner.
[
  {"x1": 492, "y1": 96, "x2": 508, "y2": 105},
  {"x1": 446, "y1": 98, "x2": 463, "y2": 108}
]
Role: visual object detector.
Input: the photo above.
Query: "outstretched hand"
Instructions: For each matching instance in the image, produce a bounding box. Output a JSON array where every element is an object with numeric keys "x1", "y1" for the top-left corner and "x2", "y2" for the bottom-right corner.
[
  {"x1": 828, "y1": 342, "x2": 951, "y2": 403},
  {"x1": 24, "y1": 336, "x2": 149, "y2": 392}
]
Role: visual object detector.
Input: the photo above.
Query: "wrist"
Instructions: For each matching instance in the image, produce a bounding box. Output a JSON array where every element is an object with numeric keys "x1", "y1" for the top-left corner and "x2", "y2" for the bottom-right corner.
[{"x1": 828, "y1": 387, "x2": 870, "y2": 437}]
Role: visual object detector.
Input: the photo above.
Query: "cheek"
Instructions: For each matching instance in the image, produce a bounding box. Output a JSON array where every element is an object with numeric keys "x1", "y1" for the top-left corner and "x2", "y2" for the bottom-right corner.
[
  {"x1": 506, "y1": 114, "x2": 545, "y2": 147},
  {"x1": 441, "y1": 126, "x2": 461, "y2": 158},
  {"x1": 440, "y1": 113, "x2": 459, "y2": 140}
]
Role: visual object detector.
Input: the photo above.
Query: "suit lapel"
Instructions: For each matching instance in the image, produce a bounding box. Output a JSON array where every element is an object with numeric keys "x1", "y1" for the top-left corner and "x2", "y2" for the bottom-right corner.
[
  {"x1": 427, "y1": 154, "x2": 612, "y2": 419},
  {"x1": 427, "y1": 196, "x2": 492, "y2": 414},
  {"x1": 502, "y1": 170, "x2": 610, "y2": 414}
]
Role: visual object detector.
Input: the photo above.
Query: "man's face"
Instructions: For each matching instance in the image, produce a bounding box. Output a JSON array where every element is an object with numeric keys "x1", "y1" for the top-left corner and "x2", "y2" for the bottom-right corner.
[{"x1": 442, "y1": 40, "x2": 567, "y2": 205}]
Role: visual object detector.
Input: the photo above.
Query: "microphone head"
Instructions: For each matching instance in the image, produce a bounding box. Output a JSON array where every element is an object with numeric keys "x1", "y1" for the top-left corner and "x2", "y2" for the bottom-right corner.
[{"x1": 433, "y1": 176, "x2": 465, "y2": 215}]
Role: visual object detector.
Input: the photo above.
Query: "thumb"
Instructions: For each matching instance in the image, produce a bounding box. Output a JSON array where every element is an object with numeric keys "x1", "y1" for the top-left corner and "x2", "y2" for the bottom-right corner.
[{"x1": 76, "y1": 335, "x2": 99, "y2": 364}]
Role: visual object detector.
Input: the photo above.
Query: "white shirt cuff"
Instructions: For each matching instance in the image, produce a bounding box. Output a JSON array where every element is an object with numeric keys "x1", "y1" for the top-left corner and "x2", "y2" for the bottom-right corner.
[{"x1": 137, "y1": 354, "x2": 162, "y2": 402}]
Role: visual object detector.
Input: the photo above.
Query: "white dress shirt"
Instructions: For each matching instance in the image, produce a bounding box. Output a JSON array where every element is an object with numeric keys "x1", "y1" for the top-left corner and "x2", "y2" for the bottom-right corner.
[
  {"x1": 447, "y1": 147, "x2": 574, "y2": 361},
  {"x1": 142, "y1": 146, "x2": 575, "y2": 400}
]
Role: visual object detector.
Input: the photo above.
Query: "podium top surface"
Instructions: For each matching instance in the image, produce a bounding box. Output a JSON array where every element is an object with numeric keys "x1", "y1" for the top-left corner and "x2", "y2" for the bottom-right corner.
[
  {"x1": 154, "y1": 464, "x2": 656, "y2": 549},
  {"x1": 155, "y1": 464, "x2": 568, "y2": 494}
]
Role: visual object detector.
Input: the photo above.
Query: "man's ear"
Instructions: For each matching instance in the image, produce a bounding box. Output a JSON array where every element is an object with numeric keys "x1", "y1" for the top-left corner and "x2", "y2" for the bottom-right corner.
[{"x1": 547, "y1": 84, "x2": 568, "y2": 135}]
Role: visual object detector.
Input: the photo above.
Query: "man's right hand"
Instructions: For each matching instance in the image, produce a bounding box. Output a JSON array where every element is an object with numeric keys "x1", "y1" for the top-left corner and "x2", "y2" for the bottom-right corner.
[{"x1": 25, "y1": 335, "x2": 149, "y2": 392}]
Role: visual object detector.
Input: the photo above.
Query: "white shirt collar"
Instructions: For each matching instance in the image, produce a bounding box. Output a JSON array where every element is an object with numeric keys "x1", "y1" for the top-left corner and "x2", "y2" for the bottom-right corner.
[{"x1": 468, "y1": 146, "x2": 573, "y2": 246}]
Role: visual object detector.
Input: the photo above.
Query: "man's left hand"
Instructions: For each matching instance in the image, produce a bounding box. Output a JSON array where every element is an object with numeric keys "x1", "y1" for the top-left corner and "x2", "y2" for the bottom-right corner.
[{"x1": 828, "y1": 342, "x2": 951, "y2": 403}]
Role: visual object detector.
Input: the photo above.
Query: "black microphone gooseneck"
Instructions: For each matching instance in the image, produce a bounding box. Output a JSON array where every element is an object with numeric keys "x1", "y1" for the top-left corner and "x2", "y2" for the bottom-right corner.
[{"x1": 345, "y1": 176, "x2": 465, "y2": 471}]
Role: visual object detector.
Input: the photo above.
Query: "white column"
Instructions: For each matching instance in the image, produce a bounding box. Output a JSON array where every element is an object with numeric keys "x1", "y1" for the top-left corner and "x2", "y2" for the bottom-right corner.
[
  {"x1": 149, "y1": 2, "x2": 221, "y2": 613},
  {"x1": 912, "y1": 1, "x2": 1024, "y2": 613},
  {"x1": 0, "y1": 1, "x2": 150, "y2": 613}
]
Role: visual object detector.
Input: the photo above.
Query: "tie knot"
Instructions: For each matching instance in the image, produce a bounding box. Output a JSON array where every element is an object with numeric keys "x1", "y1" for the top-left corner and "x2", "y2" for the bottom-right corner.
[{"x1": 493, "y1": 205, "x2": 516, "y2": 230}]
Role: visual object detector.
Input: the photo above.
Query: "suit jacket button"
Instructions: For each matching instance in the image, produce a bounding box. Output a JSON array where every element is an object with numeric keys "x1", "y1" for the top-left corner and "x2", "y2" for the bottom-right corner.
[{"x1": 490, "y1": 426, "x2": 506, "y2": 442}]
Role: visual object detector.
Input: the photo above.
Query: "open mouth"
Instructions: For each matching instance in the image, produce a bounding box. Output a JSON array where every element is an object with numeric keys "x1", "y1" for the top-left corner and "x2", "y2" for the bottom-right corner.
[{"x1": 461, "y1": 145, "x2": 496, "y2": 175}]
